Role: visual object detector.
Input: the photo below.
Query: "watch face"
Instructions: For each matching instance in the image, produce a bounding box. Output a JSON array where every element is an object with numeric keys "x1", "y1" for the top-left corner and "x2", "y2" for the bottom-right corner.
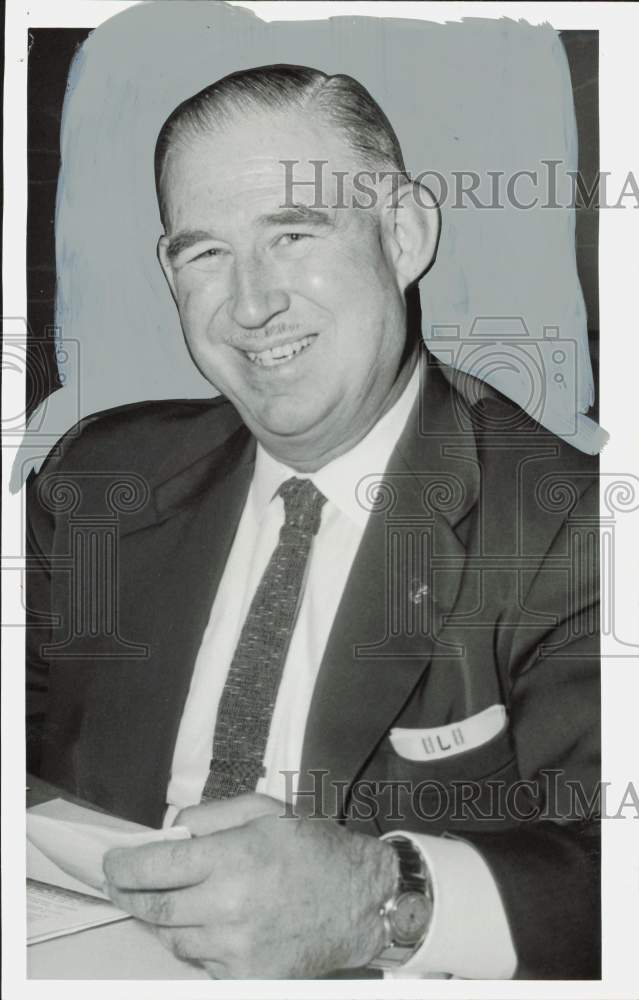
[{"x1": 391, "y1": 891, "x2": 431, "y2": 946}]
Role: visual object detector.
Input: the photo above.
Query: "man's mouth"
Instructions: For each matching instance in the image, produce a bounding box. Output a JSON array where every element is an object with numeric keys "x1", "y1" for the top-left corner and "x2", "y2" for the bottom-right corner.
[{"x1": 244, "y1": 334, "x2": 317, "y2": 368}]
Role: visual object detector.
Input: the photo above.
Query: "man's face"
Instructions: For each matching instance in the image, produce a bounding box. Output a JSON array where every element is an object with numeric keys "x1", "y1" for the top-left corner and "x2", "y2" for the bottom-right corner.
[{"x1": 158, "y1": 109, "x2": 409, "y2": 466}]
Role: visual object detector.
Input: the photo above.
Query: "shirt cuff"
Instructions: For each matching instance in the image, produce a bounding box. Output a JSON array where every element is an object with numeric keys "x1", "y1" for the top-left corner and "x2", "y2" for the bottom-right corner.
[
  {"x1": 380, "y1": 830, "x2": 517, "y2": 979},
  {"x1": 163, "y1": 803, "x2": 180, "y2": 829}
]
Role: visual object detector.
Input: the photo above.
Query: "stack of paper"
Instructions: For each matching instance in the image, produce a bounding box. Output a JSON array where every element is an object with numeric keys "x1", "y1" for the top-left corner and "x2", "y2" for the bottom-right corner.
[{"x1": 27, "y1": 880, "x2": 129, "y2": 946}]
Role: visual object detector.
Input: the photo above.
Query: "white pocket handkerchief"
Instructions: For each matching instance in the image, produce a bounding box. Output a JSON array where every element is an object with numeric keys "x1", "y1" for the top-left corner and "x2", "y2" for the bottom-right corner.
[{"x1": 389, "y1": 704, "x2": 507, "y2": 761}]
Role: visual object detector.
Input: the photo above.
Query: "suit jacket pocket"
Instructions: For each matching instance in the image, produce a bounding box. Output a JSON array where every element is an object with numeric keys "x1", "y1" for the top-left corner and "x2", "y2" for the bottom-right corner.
[{"x1": 356, "y1": 711, "x2": 520, "y2": 834}]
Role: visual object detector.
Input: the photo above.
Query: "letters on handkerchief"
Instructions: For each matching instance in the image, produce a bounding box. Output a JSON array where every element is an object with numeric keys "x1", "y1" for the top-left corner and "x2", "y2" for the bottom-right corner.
[{"x1": 389, "y1": 704, "x2": 507, "y2": 761}]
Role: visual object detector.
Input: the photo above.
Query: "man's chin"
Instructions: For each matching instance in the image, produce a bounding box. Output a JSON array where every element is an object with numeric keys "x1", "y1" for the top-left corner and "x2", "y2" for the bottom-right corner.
[
  {"x1": 253, "y1": 416, "x2": 323, "y2": 444},
  {"x1": 244, "y1": 404, "x2": 335, "y2": 452}
]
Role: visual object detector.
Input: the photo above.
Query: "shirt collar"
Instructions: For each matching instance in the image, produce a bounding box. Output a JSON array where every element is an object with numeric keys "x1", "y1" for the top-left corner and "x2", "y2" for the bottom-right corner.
[{"x1": 250, "y1": 365, "x2": 420, "y2": 530}]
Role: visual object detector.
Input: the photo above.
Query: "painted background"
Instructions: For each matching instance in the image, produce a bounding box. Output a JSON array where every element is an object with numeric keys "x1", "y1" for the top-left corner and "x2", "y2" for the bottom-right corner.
[{"x1": 20, "y1": 3, "x2": 605, "y2": 488}]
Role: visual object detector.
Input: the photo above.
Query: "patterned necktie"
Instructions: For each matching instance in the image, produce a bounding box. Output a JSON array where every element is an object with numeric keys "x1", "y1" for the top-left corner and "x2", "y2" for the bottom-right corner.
[{"x1": 201, "y1": 476, "x2": 327, "y2": 800}]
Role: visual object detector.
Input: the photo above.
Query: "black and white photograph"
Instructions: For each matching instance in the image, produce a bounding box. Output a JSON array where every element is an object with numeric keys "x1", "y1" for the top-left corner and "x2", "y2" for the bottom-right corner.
[{"x1": 2, "y1": 1, "x2": 638, "y2": 996}]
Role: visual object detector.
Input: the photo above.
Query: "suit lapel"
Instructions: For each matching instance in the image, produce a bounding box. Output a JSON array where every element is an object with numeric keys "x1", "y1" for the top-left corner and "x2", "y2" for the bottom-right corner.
[
  {"x1": 300, "y1": 356, "x2": 480, "y2": 815},
  {"x1": 101, "y1": 419, "x2": 257, "y2": 825}
]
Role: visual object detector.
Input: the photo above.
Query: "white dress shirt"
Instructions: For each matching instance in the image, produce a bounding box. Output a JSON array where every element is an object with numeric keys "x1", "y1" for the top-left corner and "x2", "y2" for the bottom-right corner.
[{"x1": 165, "y1": 367, "x2": 516, "y2": 978}]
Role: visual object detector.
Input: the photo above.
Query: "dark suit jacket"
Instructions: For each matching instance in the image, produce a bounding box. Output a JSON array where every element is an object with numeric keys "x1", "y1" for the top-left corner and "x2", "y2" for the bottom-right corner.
[{"x1": 26, "y1": 353, "x2": 600, "y2": 979}]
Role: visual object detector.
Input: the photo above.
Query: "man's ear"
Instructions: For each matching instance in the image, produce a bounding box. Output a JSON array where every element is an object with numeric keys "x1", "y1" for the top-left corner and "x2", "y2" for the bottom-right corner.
[
  {"x1": 157, "y1": 235, "x2": 178, "y2": 303},
  {"x1": 380, "y1": 180, "x2": 441, "y2": 292}
]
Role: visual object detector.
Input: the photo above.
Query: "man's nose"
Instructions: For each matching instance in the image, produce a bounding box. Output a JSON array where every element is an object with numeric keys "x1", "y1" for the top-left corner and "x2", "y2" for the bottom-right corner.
[{"x1": 228, "y1": 256, "x2": 290, "y2": 329}]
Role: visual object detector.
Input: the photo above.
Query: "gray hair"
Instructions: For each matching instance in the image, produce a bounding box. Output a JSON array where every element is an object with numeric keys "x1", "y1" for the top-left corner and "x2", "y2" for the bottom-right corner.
[{"x1": 154, "y1": 63, "x2": 407, "y2": 226}]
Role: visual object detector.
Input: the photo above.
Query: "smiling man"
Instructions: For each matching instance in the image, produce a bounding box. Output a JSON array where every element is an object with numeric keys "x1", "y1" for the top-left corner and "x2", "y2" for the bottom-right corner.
[
  {"x1": 27, "y1": 65, "x2": 600, "y2": 980},
  {"x1": 154, "y1": 77, "x2": 431, "y2": 470}
]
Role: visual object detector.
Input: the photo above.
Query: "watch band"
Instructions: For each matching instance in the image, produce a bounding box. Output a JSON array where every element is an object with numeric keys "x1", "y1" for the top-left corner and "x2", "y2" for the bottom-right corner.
[{"x1": 369, "y1": 835, "x2": 434, "y2": 969}]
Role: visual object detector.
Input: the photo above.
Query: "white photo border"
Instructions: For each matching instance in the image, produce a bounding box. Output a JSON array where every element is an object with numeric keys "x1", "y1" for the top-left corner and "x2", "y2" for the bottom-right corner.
[{"x1": 3, "y1": 2, "x2": 638, "y2": 998}]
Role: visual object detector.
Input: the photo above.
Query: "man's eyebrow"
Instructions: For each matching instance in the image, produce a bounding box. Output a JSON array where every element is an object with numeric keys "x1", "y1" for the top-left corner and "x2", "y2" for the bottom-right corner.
[
  {"x1": 165, "y1": 229, "x2": 219, "y2": 262},
  {"x1": 256, "y1": 205, "x2": 335, "y2": 228}
]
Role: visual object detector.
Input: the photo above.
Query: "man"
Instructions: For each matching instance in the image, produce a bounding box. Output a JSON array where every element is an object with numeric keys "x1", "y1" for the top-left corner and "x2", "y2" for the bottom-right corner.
[{"x1": 26, "y1": 65, "x2": 600, "y2": 979}]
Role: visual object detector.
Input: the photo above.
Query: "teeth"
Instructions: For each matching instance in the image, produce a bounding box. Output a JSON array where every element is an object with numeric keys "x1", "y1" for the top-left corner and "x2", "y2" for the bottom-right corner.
[{"x1": 246, "y1": 335, "x2": 315, "y2": 367}]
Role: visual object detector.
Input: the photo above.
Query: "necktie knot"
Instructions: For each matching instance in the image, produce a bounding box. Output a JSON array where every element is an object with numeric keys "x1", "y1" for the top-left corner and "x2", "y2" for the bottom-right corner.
[{"x1": 278, "y1": 477, "x2": 326, "y2": 536}]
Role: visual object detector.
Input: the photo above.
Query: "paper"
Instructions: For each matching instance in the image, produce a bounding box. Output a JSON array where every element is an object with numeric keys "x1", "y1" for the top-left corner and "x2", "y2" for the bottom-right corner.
[
  {"x1": 27, "y1": 798, "x2": 191, "y2": 943},
  {"x1": 27, "y1": 812, "x2": 190, "y2": 893},
  {"x1": 27, "y1": 879, "x2": 130, "y2": 945}
]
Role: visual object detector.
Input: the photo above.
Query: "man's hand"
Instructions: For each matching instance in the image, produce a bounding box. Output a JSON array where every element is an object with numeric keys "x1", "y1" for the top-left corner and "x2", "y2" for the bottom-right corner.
[{"x1": 102, "y1": 794, "x2": 397, "y2": 979}]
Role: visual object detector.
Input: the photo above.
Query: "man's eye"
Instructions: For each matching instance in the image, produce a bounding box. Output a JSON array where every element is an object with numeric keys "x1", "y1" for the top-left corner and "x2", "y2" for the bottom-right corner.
[
  {"x1": 278, "y1": 232, "x2": 311, "y2": 245},
  {"x1": 181, "y1": 246, "x2": 230, "y2": 272},
  {"x1": 194, "y1": 247, "x2": 224, "y2": 260}
]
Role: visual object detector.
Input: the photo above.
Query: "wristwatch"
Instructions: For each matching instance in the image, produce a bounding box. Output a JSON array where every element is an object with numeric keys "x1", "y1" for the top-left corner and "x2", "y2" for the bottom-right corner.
[{"x1": 369, "y1": 835, "x2": 434, "y2": 969}]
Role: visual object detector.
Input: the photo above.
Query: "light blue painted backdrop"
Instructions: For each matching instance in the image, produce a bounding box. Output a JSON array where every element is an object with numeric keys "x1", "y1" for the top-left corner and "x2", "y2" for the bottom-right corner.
[{"x1": 20, "y1": 2, "x2": 607, "y2": 486}]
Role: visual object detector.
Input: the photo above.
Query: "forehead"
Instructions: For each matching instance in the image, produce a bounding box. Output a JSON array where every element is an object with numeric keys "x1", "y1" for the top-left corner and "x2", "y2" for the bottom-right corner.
[{"x1": 161, "y1": 108, "x2": 365, "y2": 229}]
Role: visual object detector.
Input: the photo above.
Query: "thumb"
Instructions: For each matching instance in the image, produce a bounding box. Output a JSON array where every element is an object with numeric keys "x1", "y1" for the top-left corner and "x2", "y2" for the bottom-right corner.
[{"x1": 175, "y1": 793, "x2": 285, "y2": 836}]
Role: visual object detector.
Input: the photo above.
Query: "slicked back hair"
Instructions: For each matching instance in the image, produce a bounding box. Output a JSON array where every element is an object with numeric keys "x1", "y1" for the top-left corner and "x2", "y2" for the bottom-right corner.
[{"x1": 154, "y1": 63, "x2": 407, "y2": 227}]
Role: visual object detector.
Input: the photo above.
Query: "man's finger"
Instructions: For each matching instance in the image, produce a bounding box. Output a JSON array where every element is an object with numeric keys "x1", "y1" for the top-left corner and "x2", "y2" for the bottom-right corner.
[
  {"x1": 107, "y1": 881, "x2": 214, "y2": 927},
  {"x1": 176, "y1": 793, "x2": 284, "y2": 836},
  {"x1": 103, "y1": 834, "x2": 215, "y2": 890}
]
